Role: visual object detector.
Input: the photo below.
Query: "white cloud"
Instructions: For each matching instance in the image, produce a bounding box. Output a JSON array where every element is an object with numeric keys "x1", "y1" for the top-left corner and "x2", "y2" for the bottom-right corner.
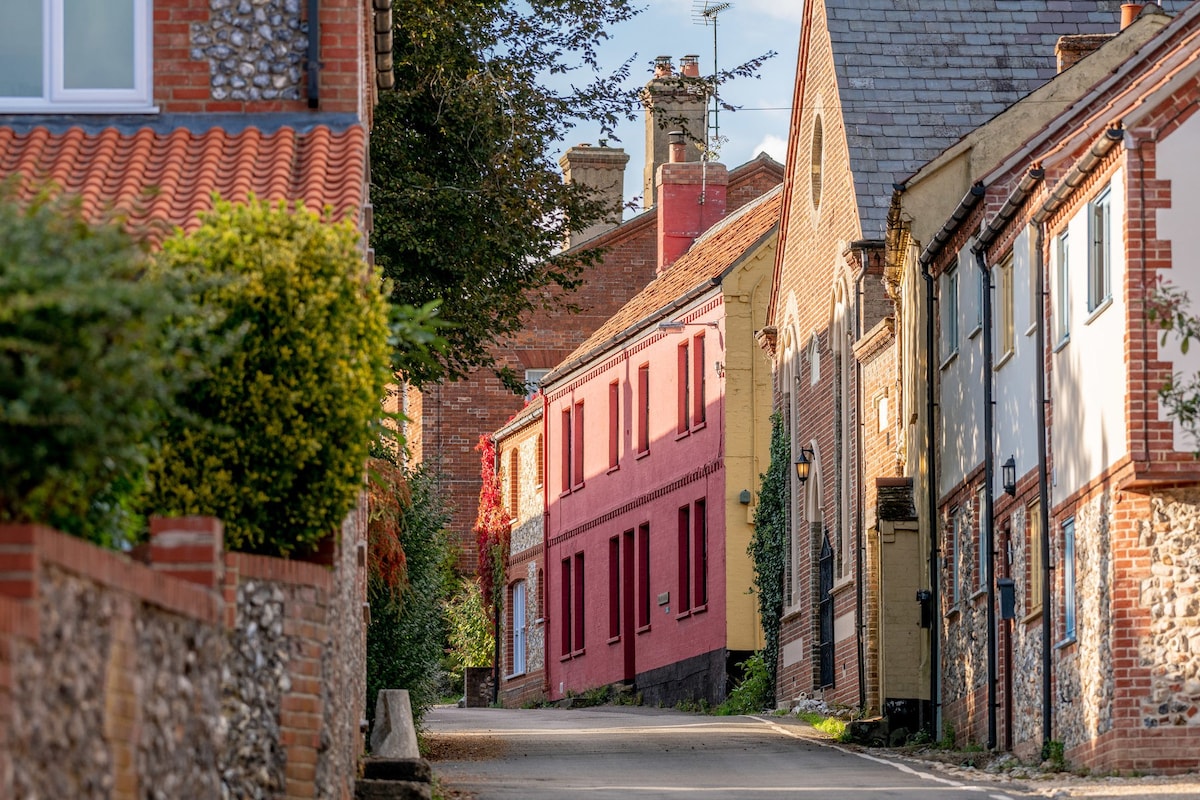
[{"x1": 750, "y1": 134, "x2": 788, "y2": 165}]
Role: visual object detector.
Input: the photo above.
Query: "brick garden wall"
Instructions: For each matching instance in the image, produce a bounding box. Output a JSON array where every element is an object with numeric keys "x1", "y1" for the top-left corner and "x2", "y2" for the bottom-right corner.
[{"x1": 0, "y1": 510, "x2": 367, "y2": 799}]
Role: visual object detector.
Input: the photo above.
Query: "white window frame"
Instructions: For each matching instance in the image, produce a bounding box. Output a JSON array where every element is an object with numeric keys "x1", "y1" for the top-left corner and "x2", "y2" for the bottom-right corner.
[
  {"x1": 511, "y1": 580, "x2": 527, "y2": 676},
  {"x1": 1087, "y1": 187, "x2": 1112, "y2": 314},
  {"x1": 997, "y1": 254, "x2": 1014, "y2": 364},
  {"x1": 943, "y1": 266, "x2": 959, "y2": 362},
  {"x1": 1062, "y1": 518, "x2": 1076, "y2": 642},
  {"x1": 1055, "y1": 232, "x2": 1070, "y2": 345},
  {"x1": 1, "y1": 0, "x2": 154, "y2": 113}
]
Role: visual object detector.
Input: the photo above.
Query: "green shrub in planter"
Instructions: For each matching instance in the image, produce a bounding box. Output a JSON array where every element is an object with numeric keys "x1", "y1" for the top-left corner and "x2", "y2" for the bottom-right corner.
[{"x1": 148, "y1": 198, "x2": 392, "y2": 556}]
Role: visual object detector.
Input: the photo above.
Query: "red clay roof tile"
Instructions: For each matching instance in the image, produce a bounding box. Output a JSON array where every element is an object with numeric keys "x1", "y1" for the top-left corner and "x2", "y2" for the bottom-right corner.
[{"x1": 0, "y1": 123, "x2": 366, "y2": 245}]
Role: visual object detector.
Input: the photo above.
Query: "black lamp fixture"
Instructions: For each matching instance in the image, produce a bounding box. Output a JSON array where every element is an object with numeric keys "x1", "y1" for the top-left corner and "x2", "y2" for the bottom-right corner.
[
  {"x1": 794, "y1": 447, "x2": 815, "y2": 485},
  {"x1": 1002, "y1": 455, "x2": 1017, "y2": 497}
]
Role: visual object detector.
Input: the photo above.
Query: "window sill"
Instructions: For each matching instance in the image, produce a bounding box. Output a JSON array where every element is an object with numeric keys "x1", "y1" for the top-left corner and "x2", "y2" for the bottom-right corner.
[
  {"x1": 572, "y1": 481, "x2": 585, "y2": 492},
  {"x1": 608, "y1": 635, "x2": 621, "y2": 645},
  {"x1": 939, "y1": 350, "x2": 958, "y2": 371},
  {"x1": 831, "y1": 575, "x2": 855, "y2": 597},
  {"x1": 970, "y1": 588, "x2": 988, "y2": 602},
  {"x1": 636, "y1": 624, "x2": 652, "y2": 635},
  {"x1": 675, "y1": 429, "x2": 690, "y2": 442},
  {"x1": 945, "y1": 605, "x2": 961, "y2": 621},
  {"x1": 1053, "y1": 334, "x2": 1069, "y2": 354},
  {"x1": 1023, "y1": 607, "x2": 1043, "y2": 624},
  {"x1": 994, "y1": 350, "x2": 1014, "y2": 371},
  {"x1": 0, "y1": 103, "x2": 160, "y2": 115},
  {"x1": 607, "y1": 464, "x2": 620, "y2": 475},
  {"x1": 1085, "y1": 296, "x2": 1113, "y2": 326},
  {"x1": 692, "y1": 603, "x2": 708, "y2": 615},
  {"x1": 1024, "y1": 323, "x2": 1037, "y2": 338},
  {"x1": 559, "y1": 489, "x2": 572, "y2": 499},
  {"x1": 571, "y1": 648, "x2": 585, "y2": 658},
  {"x1": 968, "y1": 324, "x2": 982, "y2": 340},
  {"x1": 692, "y1": 421, "x2": 707, "y2": 433},
  {"x1": 505, "y1": 670, "x2": 526, "y2": 680},
  {"x1": 636, "y1": 449, "x2": 651, "y2": 461},
  {"x1": 1055, "y1": 636, "x2": 1077, "y2": 651},
  {"x1": 675, "y1": 609, "x2": 692, "y2": 621}
]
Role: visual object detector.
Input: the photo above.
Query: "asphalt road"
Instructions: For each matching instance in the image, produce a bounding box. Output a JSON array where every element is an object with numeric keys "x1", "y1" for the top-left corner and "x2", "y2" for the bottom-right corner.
[{"x1": 424, "y1": 705, "x2": 1038, "y2": 800}]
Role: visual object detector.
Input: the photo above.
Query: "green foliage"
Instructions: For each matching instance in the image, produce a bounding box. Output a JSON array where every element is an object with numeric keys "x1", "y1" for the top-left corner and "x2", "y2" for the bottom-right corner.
[
  {"x1": 372, "y1": 0, "x2": 772, "y2": 387},
  {"x1": 749, "y1": 412, "x2": 790, "y2": 708},
  {"x1": 938, "y1": 720, "x2": 956, "y2": 750},
  {"x1": 147, "y1": 198, "x2": 392, "y2": 556},
  {"x1": 796, "y1": 711, "x2": 850, "y2": 741},
  {"x1": 445, "y1": 579, "x2": 494, "y2": 680},
  {"x1": 366, "y1": 462, "x2": 453, "y2": 726},
  {"x1": 0, "y1": 189, "x2": 197, "y2": 547},
  {"x1": 1041, "y1": 738, "x2": 1067, "y2": 772},
  {"x1": 1147, "y1": 282, "x2": 1200, "y2": 442},
  {"x1": 716, "y1": 651, "x2": 773, "y2": 716}
]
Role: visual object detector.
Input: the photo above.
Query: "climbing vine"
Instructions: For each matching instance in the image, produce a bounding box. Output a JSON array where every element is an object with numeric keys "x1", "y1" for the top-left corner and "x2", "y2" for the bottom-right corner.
[
  {"x1": 473, "y1": 435, "x2": 512, "y2": 645},
  {"x1": 749, "y1": 411, "x2": 790, "y2": 707}
]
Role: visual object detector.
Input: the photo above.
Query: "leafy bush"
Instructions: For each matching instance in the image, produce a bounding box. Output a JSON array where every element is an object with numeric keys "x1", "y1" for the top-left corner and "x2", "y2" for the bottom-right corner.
[
  {"x1": 366, "y1": 461, "x2": 453, "y2": 726},
  {"x1": 147, "y1": 198, "x2": 392, "y2": 555},
  {"x1": 716, "y1": 651, "x2": 773, "y2": 715},
  {"x1": 0, "y1": 189, "x2": 197, "y2": 547},
  {"x1": 445, "y1": 578, "x2": 494, "y2": 684}
]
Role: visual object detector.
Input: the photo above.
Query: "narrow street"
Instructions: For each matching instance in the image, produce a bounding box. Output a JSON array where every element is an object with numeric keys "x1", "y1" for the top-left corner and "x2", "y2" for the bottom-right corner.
[{"x1": 424, "y1": 706, "x2": 1036, "y2": 800}]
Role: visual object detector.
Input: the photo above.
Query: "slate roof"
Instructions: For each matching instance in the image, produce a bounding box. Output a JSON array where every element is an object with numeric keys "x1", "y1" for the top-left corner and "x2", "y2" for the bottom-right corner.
[
  {"x1": 545, "y1": 184, "x2": 783, "y2": 385},
  {"x1": 0, "y1": 115, "x2": 366, "y2": 244},
  {"x1": 826, "y1": 0, "x2": 1190, "y2": 235}
]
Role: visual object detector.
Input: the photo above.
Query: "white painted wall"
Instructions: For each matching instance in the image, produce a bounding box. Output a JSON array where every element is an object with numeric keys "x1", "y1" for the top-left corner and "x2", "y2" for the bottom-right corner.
[
  {"x1": 993, "y1": 227, "x2": 1042, "y2": 499},
  {"x1": 1051, "y1": 168, "x2": 1129, "y2": 506},
  {"x1": 1155, "y1": 112, "x2": 1200, "y2": 452}
]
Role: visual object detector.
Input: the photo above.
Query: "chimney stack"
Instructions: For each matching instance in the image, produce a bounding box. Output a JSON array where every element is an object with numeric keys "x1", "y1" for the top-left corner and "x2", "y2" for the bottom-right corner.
[
  {"x1": 655, "y1": 133, "x2": 727, "y2": 274},
  {"x1": 1054, "y1": 33, "x2": 1114, "y2": 73},
  {"x1": 641, "y1": 55, "x2": 708, "y2": 209},
  {"x1": 559, "y1": 142, "x2": 630, "y2": 248},
  {"x1": 1121, "y1": 4, "x2": 1144, "y2": 29}
]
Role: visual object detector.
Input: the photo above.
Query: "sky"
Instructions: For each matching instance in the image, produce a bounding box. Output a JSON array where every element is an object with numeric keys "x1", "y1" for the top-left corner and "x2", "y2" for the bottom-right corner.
[{"x1": 555, "y1": 0, "x2": 803, "y2": 216}]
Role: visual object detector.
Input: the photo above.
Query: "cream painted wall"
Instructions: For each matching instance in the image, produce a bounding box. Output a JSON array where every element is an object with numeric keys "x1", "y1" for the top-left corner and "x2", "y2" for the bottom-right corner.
[
  {"x1": 993, "y1": 227, "x2": 1042, "y2": 499},
  {"x1": 722, "y1": 237, "x2": 776, "y2": 654},
  {"x1": 1155, "y1": 112, "x2": 1200, "y2": 452},
  {"x1": 1051, "y1": 168, "x2": 1128, "y2": 506}
]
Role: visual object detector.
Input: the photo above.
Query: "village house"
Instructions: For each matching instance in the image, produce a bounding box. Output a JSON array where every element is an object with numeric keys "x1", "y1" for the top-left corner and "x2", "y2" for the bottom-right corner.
[
  {"x1": 535, "y1": 131, "x2": 781, "y2": 705},
  {"x1": 493, "y1": 400, "x2": 547, "y2": 707},
  {"x1": 911, "y1": 1, "x2": 1200, "y2": 771},
  {"x1": 761, "y1": 0, "x2": 1181, "y2": 738},
  {"x1": 404, "y1": 55, "x2": 783, "y2": 571}
]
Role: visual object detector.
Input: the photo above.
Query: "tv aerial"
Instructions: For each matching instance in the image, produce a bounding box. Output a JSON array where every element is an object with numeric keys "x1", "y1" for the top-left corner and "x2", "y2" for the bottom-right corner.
[{"x1": 693, "y1": 1, "x2": 732, "y2": 153}]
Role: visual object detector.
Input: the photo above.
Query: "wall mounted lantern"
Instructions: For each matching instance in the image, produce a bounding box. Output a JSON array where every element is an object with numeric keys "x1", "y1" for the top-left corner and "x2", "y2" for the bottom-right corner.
[
  {"x1": 794, "y1": 447, "x2": 815, "y2": 485},
  {"x1": 1002, "y1": 455, "x2": 1017, "y2": 497}
]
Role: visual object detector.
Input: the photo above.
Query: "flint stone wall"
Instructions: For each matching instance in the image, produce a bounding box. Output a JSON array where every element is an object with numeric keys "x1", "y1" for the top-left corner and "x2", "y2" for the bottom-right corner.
[
  {"x1": 0, "y1": 512, "x2": 367, "y2": 800},
  {"x1": 1140, "y1": 489, "x2": 1200, "y2": 729},
  {"x1": 191, "y1": 0, "x2": 308, "y2": 102}
]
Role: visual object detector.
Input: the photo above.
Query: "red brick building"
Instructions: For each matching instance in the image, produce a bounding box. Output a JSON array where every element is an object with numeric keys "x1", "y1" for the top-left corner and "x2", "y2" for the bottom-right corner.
[{"x1": 406, "y1": 56, "x2": 783, "y2": 569}]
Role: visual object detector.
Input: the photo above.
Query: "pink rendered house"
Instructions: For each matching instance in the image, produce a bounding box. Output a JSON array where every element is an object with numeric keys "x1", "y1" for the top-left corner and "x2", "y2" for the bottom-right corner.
[{"x1": 539, "y1": 141, "x2": 782, "y2": 706}]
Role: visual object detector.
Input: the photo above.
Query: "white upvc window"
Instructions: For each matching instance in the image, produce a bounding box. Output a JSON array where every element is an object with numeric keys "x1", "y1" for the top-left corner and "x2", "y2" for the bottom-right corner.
[
  {"x1": 1087, "y1": 187, "x2": 1112, "y2": 313},
  {"x1": 0, "y1": 0, "x2": 154, "y2": 112}
]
